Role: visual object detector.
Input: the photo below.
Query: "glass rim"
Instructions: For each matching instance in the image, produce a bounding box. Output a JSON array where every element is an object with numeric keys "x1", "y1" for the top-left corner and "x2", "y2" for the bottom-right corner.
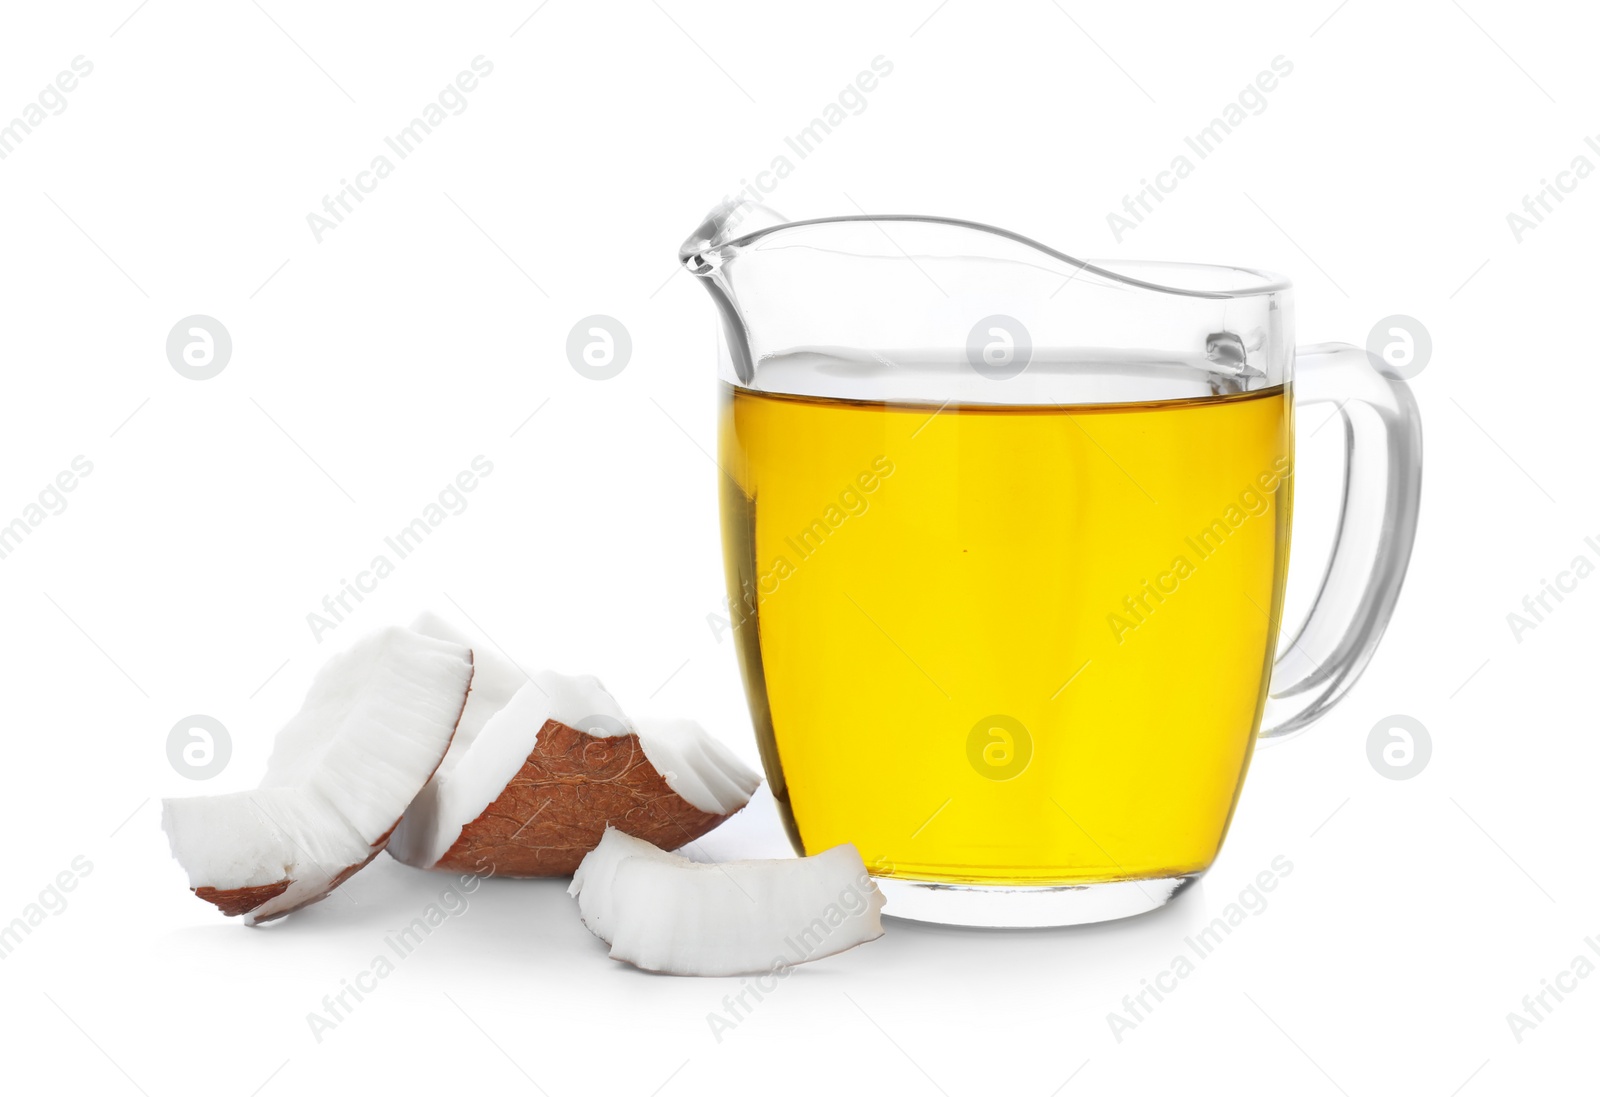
[{"x1": 682, "y1": 212, "x2": 1293, "y2": 300}]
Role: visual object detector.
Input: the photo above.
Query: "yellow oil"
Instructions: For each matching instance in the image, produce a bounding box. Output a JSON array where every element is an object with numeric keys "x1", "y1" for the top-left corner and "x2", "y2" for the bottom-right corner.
[{"x1": 719, "y1": 382, "x2": 1293, "y2": 884}]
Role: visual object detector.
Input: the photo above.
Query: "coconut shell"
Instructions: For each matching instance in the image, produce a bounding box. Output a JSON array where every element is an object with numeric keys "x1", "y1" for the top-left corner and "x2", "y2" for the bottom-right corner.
[
  {"x1": 433, "y1": 719, "x2": 732, "y2": 876},
  {"x1": 194, "y1": 881, "x2": 291, "y2": 918},
  {"x1": 188, "y1": 819, "x2": 404, "y2": 922}
]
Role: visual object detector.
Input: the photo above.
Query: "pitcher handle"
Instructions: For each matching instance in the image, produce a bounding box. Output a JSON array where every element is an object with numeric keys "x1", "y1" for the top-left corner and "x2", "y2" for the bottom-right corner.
[{"x1": 1259, "y1": 342, "x2": 1423, "y2": 739}]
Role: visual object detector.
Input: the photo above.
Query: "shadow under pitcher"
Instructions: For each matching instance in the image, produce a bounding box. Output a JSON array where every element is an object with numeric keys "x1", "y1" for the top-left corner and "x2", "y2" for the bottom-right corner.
[{"x1": 683, "y1": 201, "x2": 1422, "y2": 927}]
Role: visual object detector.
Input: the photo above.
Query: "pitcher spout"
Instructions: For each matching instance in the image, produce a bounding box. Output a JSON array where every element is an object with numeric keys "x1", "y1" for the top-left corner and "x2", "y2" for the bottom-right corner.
[{"x1": 679, "y1": 198, "x2": 790, "y2": 275}]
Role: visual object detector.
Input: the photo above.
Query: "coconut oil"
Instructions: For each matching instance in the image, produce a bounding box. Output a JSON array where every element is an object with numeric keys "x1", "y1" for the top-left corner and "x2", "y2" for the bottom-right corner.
[{"x1": 719, "y1": 383, "x2": 1292, "y2": 885}]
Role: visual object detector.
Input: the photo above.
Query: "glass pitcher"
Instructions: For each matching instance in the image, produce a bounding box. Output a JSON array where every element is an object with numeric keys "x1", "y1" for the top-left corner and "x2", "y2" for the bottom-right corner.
[{"x1": 682, "y1": 201, "x2": 1422, "y2": 927}]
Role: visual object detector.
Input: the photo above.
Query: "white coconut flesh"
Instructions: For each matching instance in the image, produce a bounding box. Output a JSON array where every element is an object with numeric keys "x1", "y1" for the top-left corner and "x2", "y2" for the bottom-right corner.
[
  {"x1": 388, "y1": 620, "x2": 761, "y2": 873},
  {"x1": 161, "y1": 627, "x2": 473, "y2": 924},
  {"x1": 386, "y1": 612, "x2": 531, "y2": 867},
  {"x1": 569, "y1": 827, "x2": 688, "y2": 941},
  {"x1": 630, "y1": 716, "x2": 762, "y2": 816},
  {"x1": 570, "y1": 828, "x2": 887, "y2": 976}
]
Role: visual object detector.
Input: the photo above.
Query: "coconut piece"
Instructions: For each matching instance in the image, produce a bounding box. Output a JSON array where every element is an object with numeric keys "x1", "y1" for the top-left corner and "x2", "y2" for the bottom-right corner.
[
  {"x1": 162, "y1": 627, "x2": 472, "y2": 925},
  {"x1": 570, "y1": 830, "x2": 887, "y2": 976},
  {"x1": 388, "y1": 621, "x2": 761, "y2": 876},
  {"x1": 568, "y1": 827, "x2": 688, "y2": 942}
]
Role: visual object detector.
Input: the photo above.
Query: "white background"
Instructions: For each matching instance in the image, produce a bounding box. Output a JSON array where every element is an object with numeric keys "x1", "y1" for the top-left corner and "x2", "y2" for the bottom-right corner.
[{"x1": 1, "y1": 1, "x2": 1594, "y2": 1094}]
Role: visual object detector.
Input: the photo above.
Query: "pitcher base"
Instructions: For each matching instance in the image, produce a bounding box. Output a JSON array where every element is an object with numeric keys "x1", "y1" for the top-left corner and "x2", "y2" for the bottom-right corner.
[{"x1": 877, "y1": 873, "x2": 1200, "y2": 928}]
